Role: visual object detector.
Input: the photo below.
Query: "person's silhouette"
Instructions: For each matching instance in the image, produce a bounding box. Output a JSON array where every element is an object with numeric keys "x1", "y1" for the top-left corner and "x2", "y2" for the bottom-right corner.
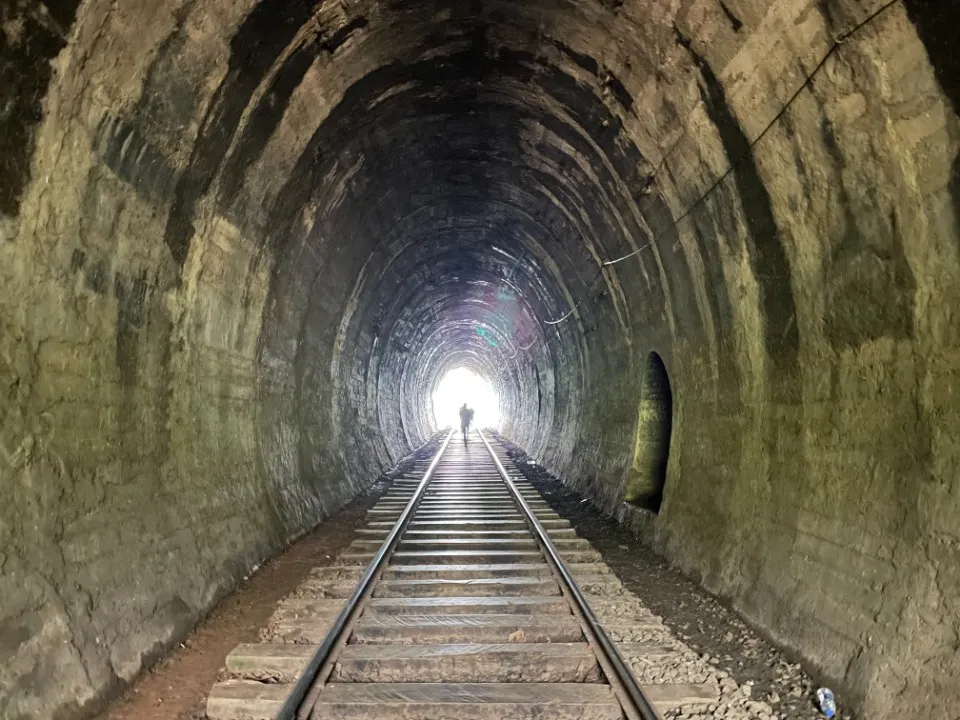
[{"x1": 459, "y1": 403, "x2": 474, "y2": 441}]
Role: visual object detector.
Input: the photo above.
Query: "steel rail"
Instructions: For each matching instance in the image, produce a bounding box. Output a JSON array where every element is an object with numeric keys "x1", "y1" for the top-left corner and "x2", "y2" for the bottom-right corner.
[
  {"x1": 477, "y1": 430, "x2": 661, "y2": 720},
  {"x1": 275, "y1": 429, "x2": 455, "y2": 720}
]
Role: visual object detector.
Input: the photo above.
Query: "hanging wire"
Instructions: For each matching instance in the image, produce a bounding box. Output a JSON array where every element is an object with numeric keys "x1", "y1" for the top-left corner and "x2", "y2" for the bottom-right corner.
[
  {"x1": 543, "y1": 264, "x2": 604, "y2": 324},
  {"x1": 668, "y1": 0, "x2": 901, "y2": 228},
  {"x1": 494, "y1": 0, "x2": 901, "y2": 378},
  {"x1": 543, "y1": 307, "x2": 577, "y2": 326},
  {"x1": 601, "y1": 240, "x2": 654, "y2": 267},
  {"x1": 496, "y1": 336, "x2": 539, "y2": 371},
  {"x1": 539, "y1": 0, "x2": 901, "y2": 329}
]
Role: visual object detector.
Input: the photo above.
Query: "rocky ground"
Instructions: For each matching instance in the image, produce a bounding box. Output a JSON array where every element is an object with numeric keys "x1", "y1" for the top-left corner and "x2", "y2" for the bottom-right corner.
[
  {"x1": 96, "y1": 430, "x2": 846, "y2": 720},
  {"x1": 93, "y1": 436, "x2": 447, "y2": 720},
  {"x1": 494, "y1": 435, "x2": 848, "y2": 720}
]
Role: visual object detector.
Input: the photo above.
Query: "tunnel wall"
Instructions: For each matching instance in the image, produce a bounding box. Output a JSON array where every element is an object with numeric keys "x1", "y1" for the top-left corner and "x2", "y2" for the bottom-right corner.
[
  {"x1": 1, "y1": 1, "x2": 959, "y2": 719},
  {"x1": 0, "y1": 2, "x2": 384, "y2": 717},
  {"x1": 551, "y1": 3, "x2": 960, "y2": 718}
]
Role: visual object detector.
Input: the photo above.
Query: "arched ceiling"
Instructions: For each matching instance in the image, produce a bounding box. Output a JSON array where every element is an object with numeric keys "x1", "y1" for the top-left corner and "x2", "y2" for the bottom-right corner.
[{"x1": 2, "y1": 1, "x2": 960, "y2": 718}]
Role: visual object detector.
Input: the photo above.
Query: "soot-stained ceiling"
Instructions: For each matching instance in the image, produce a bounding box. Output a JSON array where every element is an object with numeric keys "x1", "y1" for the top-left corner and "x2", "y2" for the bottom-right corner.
[{"x1": 2, "y1": 1, "x2": 960, "y2": 718}]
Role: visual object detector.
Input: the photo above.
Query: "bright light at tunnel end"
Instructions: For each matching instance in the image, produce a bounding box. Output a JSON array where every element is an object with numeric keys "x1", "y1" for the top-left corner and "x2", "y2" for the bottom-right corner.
[{"x1": 433, "y1": 367, "x2": 501, "y2": 430}]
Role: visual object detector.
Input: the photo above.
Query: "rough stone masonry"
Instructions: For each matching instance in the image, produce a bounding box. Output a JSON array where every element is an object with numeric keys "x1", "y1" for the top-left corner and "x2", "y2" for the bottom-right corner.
[{"x1": 1, "y1": 0, "x2": 958, "y2": 718}]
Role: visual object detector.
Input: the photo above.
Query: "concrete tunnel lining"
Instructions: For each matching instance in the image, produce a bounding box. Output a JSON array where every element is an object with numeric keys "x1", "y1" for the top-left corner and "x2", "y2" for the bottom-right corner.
[{"x1": 2, "y1": 0, "x2": 960, "y2": 718}]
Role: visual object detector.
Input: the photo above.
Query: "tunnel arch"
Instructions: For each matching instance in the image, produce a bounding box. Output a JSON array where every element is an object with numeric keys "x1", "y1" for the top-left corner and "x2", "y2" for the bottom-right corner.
[{"x1": 2, "y1": 1, "x2": 960, "y2": 718}]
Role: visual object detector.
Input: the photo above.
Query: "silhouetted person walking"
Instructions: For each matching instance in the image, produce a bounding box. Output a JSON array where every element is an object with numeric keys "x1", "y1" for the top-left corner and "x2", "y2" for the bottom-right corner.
[{"x1": 459, "y1": 403, "x2": 474, "y2": 441}]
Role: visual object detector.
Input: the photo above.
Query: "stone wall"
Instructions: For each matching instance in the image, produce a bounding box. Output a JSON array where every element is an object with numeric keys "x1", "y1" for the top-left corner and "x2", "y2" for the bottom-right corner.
[
  {"x1": 0, "y1": 2, "x2": 386, "y2": 716},
  {"x1": 1, "y1": 0, "x2": 959, "y2": 718},
  {"x1": 555, "y1": 3, "x2": 960, "y2": 717}
]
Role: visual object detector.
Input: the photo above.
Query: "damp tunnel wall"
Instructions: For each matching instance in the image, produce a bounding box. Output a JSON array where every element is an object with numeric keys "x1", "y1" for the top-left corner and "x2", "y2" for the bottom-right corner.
[{"x1": 2, "y1": 1, "x2": 960, "y2": 718}]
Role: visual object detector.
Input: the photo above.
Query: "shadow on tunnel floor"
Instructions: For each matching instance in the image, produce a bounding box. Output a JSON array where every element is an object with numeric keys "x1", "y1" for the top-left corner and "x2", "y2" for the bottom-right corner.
[{"x1": 492, "y1": 433, "x2": 836, "y2": 720}]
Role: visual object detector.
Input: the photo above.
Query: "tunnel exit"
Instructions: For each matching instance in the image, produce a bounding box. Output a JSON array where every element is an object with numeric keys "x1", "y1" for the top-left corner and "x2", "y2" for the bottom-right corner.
[{"x1": 432, "y1": 367, "x2": 501, "y2": 430}]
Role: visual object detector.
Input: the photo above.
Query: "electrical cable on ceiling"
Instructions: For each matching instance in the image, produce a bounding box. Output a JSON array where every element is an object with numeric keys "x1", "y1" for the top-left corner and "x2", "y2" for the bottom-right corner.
[{"x1": 537, "y1": 0, "x2": 901, "y2": 329}]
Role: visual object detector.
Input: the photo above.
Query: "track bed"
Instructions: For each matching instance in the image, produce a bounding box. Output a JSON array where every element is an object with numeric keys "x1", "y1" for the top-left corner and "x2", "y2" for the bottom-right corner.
[{"x1": 207, "y1": 432, "x2": 718, "y2": 719}]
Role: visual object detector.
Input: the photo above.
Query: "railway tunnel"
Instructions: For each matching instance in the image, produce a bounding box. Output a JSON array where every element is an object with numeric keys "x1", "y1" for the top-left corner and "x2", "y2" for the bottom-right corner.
[{"x1": 1, "y1": 0, "x2": 959, "y2": 718}]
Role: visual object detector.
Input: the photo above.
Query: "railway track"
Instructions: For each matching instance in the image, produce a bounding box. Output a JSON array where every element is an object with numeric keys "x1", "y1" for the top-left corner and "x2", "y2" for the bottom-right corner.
[{"x1": 207, "y1": 431, "x2": 718, "y2": 719}]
